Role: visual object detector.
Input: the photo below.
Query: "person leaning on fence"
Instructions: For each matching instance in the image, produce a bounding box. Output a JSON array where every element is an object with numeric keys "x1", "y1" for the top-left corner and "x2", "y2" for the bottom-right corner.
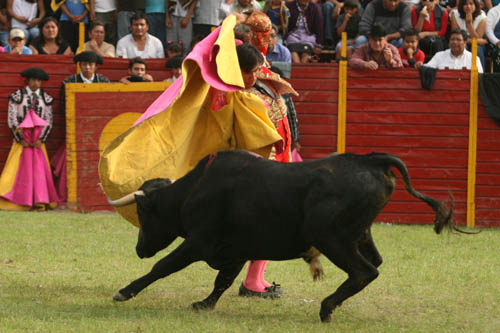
[
  {"x1": 399, "y1": 28, "x2": 425, "y2": 67},
  {"x1": 120, "y1": 56, "x2": 153, "y2": 83},
  {"x1": 0, "y1": 67, "x2": 59, "y2": 211},
  {"x1": 116, "y1": 11, "x2": 164, "y2": 58},
  {"x1": 84, "y1": 20, "x2": 115, "y2": 57},
  {"x1": 425, "y1": 28, "x2": 484, "y2": 72},
  {"x1": 349, "y1": 23, "x2": 404, "y2": 70},
  {"x1": 4, "y1": 28, "x2": 32, "y2": 54},
  {"x1": 412, "y1": 0, "x2": 449, "y2": 58}
]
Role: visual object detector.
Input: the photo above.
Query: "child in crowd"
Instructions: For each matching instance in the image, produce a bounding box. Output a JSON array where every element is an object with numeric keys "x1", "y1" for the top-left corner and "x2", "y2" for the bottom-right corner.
[
  {"x1": 166, "y1": 41, "x2": 183, "y2": 58},
  {"x1": 398, "y1": 28, "x2": 425, "y2": 68},
  {"x1": 4, "y1": 28, "x2": 32, "y2": 54},
  {"x1": 165, "y1": 0, "x2": 197, "y2": 56},
  {"x1": 335, "y1": 0, "x2": 363, "y2": 60},
  {"x1": 164, "y1": 55, "x2": 183, "y2": 82}
]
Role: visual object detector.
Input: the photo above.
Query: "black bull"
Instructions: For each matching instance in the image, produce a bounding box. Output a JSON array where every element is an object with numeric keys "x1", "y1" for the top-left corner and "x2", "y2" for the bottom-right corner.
[{"x1": 108, "y1": 150, "x2": 453, "y2": 322}]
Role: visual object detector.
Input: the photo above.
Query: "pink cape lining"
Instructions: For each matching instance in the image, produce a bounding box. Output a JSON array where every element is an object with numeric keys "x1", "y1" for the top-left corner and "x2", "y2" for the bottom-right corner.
[
  {"x1": 1, "y1": 110, "x2": 58, "y2": 206},
  {"x1": 134, "y1": 26, "x2": 242, "y2": 126}
]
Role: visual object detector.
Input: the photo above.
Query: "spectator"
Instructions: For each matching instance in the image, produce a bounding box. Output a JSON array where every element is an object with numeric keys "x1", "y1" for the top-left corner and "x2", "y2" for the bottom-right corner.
[
  {"x1": 89, "y1": 0, "x2": 117, "y2": 45},
  {"x1": 0, "y1": 0, "x2": 9, "y2": 46},
  {"x1": 120, "y1": 57, "x2": 154, "y2": 83},
  {"x1": 229, "y1": 0, "x2": 262, "y2": 14},
  {"x1": 359, "y1": 0, "x2": 412, "y2": 48},
  {"x1": 412, "y1": 0, "x2": 449, "y2": 58},
  {"x1": 425, "y1": 28, "x2": 484, "y2": 71},
  {"x1": 349, "y1": 23, "x2": 404, "y2": 69},
  {"x1": 192, "y1": 0, "x2": 221, "y2": 38},
  {"x1": 164, "y1": 55, "x2": 183, "y2": 82},
  {"x1": 116, "y1": 0, "x2": 145, "y2": 41},
  {"x1": 145, "y1": 0, "x2": 166, "y2": 48},
  {"x1": 484, "y1": 0, "x2": 500, "y2": 11},
  {"x1": 285, "y1": 0, "x2": 325, "y2": 64},
  {"x1": 398, "y1": 28, "x2": 425, "y2": 67},
  {"x1": 53, "y1": 51, "x2": 110, "y2": 203},
  {"x1": 321, "y1": 0, "x2": 342, "y2": 48},
  {"x1": 116, "y1": 12, "x2": 164, "y2": 58},
  {"x1": 166, "y1": 40, "x2": 183, "y2": 58},
  {"x1": 166, "y1": 0, "x2": 197, "y2": 56},
  {"x1": 0, "y1": 67, "x2": 58, "y2": 211},
  {"x1": 7, "y1": 0, "x2": 46, "y2": 44},
  {"x1": 29, "y1": 16, "x2": 72, "y2": 55},
  {"x1": 234, "y1": 23, "x2": 253, "y2": 43},
  {"x1": 57, "y1": 0, "x2": 90, "y2": 52},
  {"x1": 450, "y1": 0, "x2": 487, "y2": 67},
  {"x1": 335, "y1": 0, "x2": 364, "y2": 60},
  {"x1": 84, "y1": 20, "x2": 115, "y2": 57},
  {"x1": 486, "y1": 2, "x2": 500, "y2": 48},
  {"x1": 4, "y1": 28, "x2": 32, "y2": 53},
  {"x1": 267, "y1": 24, "x2": 292, "y2": 62}
]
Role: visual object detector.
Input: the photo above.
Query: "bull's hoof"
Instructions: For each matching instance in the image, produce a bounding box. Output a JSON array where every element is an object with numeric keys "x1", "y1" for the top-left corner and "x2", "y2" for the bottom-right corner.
[
  {"x1": 319, "y1": 310, "x2": 332, "y2": 323},
  {"x1": 113, "y1": 291, "x2": 133, "y2": 302},
  {"x1": 191, "y1": 301, "x2": 214, "y2": 311}
]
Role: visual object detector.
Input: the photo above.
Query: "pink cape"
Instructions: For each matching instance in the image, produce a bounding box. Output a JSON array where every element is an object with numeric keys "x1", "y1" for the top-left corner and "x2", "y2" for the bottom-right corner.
[
  {"x1": 2, "y1": 110, "x2": 59, "y2": 206},
  {"x1": 134, "y1": 26, "x2": 243, "y2": 126}
]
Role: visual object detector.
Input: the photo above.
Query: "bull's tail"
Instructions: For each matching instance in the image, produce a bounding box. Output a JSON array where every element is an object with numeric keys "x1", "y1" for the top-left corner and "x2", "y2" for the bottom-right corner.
[{"x1": 377, "y1": 154, "x2": 454, "y2": 234}]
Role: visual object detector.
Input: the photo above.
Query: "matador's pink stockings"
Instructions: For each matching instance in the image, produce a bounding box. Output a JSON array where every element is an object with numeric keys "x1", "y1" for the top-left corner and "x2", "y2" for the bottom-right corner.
[{"x1": 242, "y1": 260, "x2": 271, "y2": 292}]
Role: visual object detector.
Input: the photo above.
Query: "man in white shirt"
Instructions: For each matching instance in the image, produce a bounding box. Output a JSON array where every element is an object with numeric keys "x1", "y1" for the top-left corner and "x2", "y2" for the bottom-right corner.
[
  {"x1": 425, "y1": 29, "x2": 483, "y2": 73},
  {"x1": 486, "y1": 3, "x2": 500, "y2": 48},
  {"x1": 116, "y1": 12, "x2": 165, "y2": 58}
]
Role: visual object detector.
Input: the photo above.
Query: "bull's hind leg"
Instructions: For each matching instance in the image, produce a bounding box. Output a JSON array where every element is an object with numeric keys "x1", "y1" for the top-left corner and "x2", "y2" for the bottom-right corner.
[
  {"x1": 114, "y1": 240, "x2": 202, "y2": 301},
  {"x1": 358, "y1": 229, "x2": 383, "y2": 268},
  {"x1": 192, "y1": 261, "x2": 246, "y2": 311},
  {"x1": 314, "y1": 240, "x2": 379, "y2": 322}
]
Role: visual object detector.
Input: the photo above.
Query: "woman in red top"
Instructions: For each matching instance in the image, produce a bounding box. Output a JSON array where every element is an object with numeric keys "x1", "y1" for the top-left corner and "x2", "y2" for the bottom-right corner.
[{"x1": 412, "y1": 0, "x2": 449, "y2": 58}]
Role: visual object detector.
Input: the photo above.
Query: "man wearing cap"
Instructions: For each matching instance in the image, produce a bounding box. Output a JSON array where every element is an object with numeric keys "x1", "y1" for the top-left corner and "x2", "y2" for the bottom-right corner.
[
  {"x1": 4, "y1": 28, "x2": 33, "y2": 54},
  {"x1": 349, "y1": 23, "x2": 403, "y2": 70},
  {"x1": 53, "y1": 51, "x2": 110, "y2": 203},
  {"x1": 0, "y1": 67, "x2": 59, "y2": 211}
]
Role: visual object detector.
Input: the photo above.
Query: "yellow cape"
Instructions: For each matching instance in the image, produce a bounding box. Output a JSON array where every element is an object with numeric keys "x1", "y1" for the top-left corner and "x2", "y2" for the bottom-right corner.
[{"x1": 98, "y1": 16, "x2": 282, "y2": 227}]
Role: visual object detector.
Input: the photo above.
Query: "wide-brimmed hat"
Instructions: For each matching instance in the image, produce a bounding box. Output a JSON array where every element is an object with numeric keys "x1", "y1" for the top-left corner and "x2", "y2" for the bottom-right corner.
[
  {"x1": 73, "y1": 51, "x2": 104, "y2": 65},
  {"x1": 20, "y1": 67, "x2": 50, "y2": 81},
  {"x1": 368, "y1": 24, "x2": 386, "y2": 38}
]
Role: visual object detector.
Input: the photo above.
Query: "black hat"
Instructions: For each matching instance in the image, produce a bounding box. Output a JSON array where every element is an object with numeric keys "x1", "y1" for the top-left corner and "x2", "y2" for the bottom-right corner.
[
  {"x1": 128, "y1": 75, "x2": 145, "y2": 82},
  {"x1": 368, "y1": 24, "x2": 386, "y2": 38},
  {"x1": 20, "y1": 67, "x2": 49, "y2": 81},
  {"x1": 73, "y1": 51, "x2": 104, "y2": 65},
  {"x1": 165, "y1": 56, "x2": 183, "y2": 69}
]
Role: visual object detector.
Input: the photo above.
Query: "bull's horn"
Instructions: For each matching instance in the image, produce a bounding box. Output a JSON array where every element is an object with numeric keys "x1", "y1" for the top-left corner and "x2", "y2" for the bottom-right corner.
[{"x1": 106, "y1": 190, "x2": 145, "y2": 207}]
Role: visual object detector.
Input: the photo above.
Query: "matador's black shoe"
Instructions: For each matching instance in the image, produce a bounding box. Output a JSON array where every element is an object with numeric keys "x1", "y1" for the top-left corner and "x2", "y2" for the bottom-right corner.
[{"x1": 238, "y1": 282, "x2": 282, "y2": 299}]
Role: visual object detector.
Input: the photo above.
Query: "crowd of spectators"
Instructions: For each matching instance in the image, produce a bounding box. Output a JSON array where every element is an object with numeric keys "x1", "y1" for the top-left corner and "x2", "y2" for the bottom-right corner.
[{"x1": 1, "y1": 0, "x2": 499, "y2": 71}]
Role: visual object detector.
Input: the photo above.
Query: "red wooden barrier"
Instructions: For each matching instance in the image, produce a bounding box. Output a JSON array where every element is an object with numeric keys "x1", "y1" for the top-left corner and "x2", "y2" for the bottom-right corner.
[{"x1": 0, "y1": 55, "x2": 498, "y2": 227}]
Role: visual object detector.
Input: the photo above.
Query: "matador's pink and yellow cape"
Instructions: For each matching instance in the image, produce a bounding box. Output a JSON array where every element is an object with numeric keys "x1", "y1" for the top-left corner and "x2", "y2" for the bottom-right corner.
[{"x1": 99, "y1": 16, "x2": 282, "y2": 226}]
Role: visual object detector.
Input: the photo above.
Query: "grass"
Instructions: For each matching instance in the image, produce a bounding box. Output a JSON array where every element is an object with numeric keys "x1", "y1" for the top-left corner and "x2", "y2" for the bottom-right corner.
[{"x1": 0, "y1": 210, "x2": 499, "y2": 332}]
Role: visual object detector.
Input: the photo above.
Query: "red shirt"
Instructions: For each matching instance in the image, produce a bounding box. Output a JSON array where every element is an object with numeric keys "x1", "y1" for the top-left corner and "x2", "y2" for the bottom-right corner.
[
  {"x1": 411, "y1": 7, "x2": 449, "y2": 36},
  {"x1": 398, "y1": 48, "x2": 426, "y2": 67}
]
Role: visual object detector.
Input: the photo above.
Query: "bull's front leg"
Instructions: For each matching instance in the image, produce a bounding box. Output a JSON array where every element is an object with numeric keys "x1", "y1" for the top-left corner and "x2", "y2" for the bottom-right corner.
[
  {"x1": 114, "y1": 240, "x2": 202, "y2": 301},
  {"x1": 192, "y1": 261, "x2": 246, "y2": 311}
]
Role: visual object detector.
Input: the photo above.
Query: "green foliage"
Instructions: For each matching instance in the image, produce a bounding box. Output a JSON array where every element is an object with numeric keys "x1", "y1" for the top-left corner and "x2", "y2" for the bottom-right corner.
[{"x1": 0, "y1": 211, "x2": 498, "y2": 332}]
